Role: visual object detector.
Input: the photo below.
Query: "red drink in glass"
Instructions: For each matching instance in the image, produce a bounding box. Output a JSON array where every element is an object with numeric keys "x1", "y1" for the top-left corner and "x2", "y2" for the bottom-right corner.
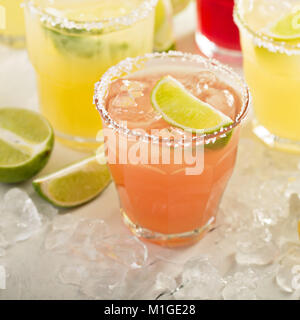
[{"x1": 196, "y1": 0, "x2": 241, "y2": 63}]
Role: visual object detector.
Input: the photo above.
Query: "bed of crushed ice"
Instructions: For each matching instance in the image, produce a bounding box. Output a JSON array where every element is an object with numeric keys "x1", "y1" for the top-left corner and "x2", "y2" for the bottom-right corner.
[
  {"x1": 1, "y1": 35, "x2": 300, "y2": 300},
  {"x1": 1, "y1": 128, "x2": 300, "y2": 300}
]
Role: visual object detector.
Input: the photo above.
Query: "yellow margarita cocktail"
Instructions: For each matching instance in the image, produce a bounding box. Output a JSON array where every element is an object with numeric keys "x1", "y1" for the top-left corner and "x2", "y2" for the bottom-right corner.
[
  {"x1": 24, "y1": 0, "x2": 157, "y2": 150},
  {"x1": 0, "y1": 0, "x2": 25, "y2": 48},
  {"x1": 234, "y1": 0, "x2": 300, "y2": 153}
]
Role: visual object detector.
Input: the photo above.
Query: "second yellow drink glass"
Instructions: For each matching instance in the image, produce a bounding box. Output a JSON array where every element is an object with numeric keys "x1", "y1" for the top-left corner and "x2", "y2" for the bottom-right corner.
[{"x1": 234, "y1": 0, "x2": 300, "y2": 153}]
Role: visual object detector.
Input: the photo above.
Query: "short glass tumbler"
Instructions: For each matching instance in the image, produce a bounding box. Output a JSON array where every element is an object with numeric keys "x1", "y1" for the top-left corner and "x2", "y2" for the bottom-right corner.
[{"x1": 95, "y1": 52, "x2": 249, "y2": 247}]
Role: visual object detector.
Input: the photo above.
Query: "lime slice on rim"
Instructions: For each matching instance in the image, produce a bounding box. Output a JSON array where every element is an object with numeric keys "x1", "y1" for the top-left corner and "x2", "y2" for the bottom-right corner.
[
  {"x1": 151, "y1": 76, "x2": 234, "y2": 134},
  {"x1": 33, "y1": 154, "x2": 111, "y2": 208},
  {"x1": 0, "y1": 108, "x2": 54, "y2": 183},
  {"x1": 264, "y1": 7, "x2": 300, "y2": 40},
  {"x1": 154, "y1": 0, "x2": 176, "y2": 52}
]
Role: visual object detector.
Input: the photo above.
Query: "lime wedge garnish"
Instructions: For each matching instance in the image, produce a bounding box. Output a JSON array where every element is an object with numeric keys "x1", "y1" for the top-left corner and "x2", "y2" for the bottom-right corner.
[
  {"x1": 151, "y1": 76, "x2": 234, "y2": 134},
  {"x1": 154, "y1": 0, "x2": 176, "y2": 52},
  {"x1": 265, "y1": 7, "x2": 300, "y2": 40},
  {"x1": 33, "y1": 154, "x2": 111, "y2": 208},
  {"x1": 0, "y1": 108, "x2": 54, "y2": 183}
]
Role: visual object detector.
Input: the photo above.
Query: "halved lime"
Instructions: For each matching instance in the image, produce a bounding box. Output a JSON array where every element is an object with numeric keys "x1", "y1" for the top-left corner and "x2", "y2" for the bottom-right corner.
[
  {"x1": 33, "y1": 154, "x2": 111, "y2": 208},
  {"x1": 0, "y1": 108, "x2": 54, "y2": 183},
  {"x1": 154, "y1": 0, "x2": 176, "y2": 52},
  {"x1": 151, "y1": 76, "x2": 233, "y2": 134},
  {"x1": 264, "y1": 7, "x2": 300, "y2": 40}
]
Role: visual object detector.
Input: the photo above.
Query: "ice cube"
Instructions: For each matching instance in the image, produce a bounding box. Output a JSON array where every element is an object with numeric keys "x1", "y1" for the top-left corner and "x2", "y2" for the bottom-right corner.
[
  {"x1": 235, "y1": 230, "x2": 279, "y2": 266},
  {"x1": 197, "y1": 71, "x2": 217, "y2": 85},
  {"x1": 52, "y1": 214, "x2": 80, "y2": 231},
  {"x1": 154, "y1": 272, "x2": 177, "y2": 293},
  {"x1": 223, "y1": 89, "x2": 235, "y2": 107},
  {"x1": 122, "y1": 264, "x2": 161, "y2": 300},
  {"x1": 276, "y1": 243, "x2": 300, "y2": 293},
  {"x1": 111, "y1": 93, "x2": 137, "y2": 108},
  {"x1": 1, "y1": 188, "x2": 42, "y2": 243},
  {"x1": 98, "y1": 235, "x2": 148, "y2": 269},
  {"x1": 174, "y1": 257, "x2": 224, "y2": 300},
  {"x1": 69, "y1": 218, "x2": 109, "y2": 261},
  {"x1": 59, "y1": 264, "x2": 89, "y2": 286},
  {"x1": 203, "y1": 88, "x2": 235, "y2": 118},
  {"x1": 80, "y1": 262, "x2": 127, "y2": 299},
  {"x1": 222, "y1": 269, "x2": 259, "y2": 300},
  {"x1": 44, "y1": 229, "x2": 74, "y2": 252},
  {"x1": 45, "y1": 214, "x2": 81, "y2": 252},
  {"x1": 121, "y1": 80, "x2": 146, "y2": 98}
]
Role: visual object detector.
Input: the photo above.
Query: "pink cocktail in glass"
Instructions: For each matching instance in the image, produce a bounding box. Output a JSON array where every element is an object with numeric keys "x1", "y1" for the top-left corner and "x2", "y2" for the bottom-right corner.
[{"x1": 95, "y1": 52, "x2": 249, "y2": 246}]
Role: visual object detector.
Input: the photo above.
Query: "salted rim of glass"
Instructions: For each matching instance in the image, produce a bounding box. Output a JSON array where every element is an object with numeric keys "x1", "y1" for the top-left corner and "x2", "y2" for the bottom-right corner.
[
  {"x1": 94, "y1": 51, "x2": 250, "y2": 145},
  {"x1": 24, "y1": 0, "x2": 158, "y2": 33},
  {"x1": 234, "y1": 0, "x2": 300, "y2": 55}
]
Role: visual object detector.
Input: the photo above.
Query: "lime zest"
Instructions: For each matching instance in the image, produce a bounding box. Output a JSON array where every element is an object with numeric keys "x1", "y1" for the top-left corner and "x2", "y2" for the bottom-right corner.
[{"x1": 151, "y1": 75, "x2": 234, "y2": 134}]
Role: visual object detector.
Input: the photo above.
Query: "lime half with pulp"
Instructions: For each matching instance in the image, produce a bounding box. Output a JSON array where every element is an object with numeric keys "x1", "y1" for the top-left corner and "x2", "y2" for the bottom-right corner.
[
  {"x1": 0, "y1": 107, "x2": 54, "y2": 183},
  {"x1": 33, "y1": 154, "x2": 111, "y2": 208}
]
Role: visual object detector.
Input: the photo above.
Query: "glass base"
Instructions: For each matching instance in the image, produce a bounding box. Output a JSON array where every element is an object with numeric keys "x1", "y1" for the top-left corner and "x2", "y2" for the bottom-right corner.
[
  {"x1": 252, "y1": 120, "x2": 300, "y2": 154},
  {"x1": 0, "y1": 35, "x2": 25, "y2": 49},
  {"x1": 56, "y1": 131, "x2": 102, "y2": 152},
  {"x1": 122, "y1": 209, "x2": 215, "y2": 247},
  {"x1": 195, "y1": 32, "x2": 242, "y2": 66}
]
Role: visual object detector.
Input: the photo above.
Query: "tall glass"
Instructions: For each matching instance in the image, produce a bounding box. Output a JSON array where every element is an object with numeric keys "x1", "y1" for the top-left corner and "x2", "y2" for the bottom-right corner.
[
  {"x1": 234, "y1": 0, "x2": 300, "y2": 153},
  {"x1": 0, "y1": 0, "x2": 25, "y2": 48},
  {"x1": 196, "y1": 0, "x2": 241, "y2": 63},
  {"x1": 95, "y1": 52, "x2": 249, "y2": 247},
  {"x1": 24, "y1": 0, "x2": 157, "y2": 151}
]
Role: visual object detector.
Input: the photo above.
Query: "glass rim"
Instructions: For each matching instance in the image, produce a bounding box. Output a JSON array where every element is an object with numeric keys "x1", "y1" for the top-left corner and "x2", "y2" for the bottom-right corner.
[
  {"x1": 24, "y1": 0, "x2": 158, "y2": 33},
  {"x1": 94, "y1": 51, "x2": 250, "y2": 145},
  {"x1": 234, "y1": 0, "x2": 300, "y2": 55}
]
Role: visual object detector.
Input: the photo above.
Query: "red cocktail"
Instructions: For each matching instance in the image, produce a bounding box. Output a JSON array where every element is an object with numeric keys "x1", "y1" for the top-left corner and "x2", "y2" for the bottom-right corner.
[{"x1": 196, "y1": 0, "x2": 241, "y2": 62}]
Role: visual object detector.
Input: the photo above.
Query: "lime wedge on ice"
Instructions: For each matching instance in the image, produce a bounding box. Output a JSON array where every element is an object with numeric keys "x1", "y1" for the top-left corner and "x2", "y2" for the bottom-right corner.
[
  {"x1": 151, "y1": 76, "x2": 233, "y2": 134},
  {"x1": 265, "y1": 7, "x2": 300, "y2": 40},
  {"x1": 0, "y1": 108, "x2": 54, "y2": 183},
  {"x1": 154, "y1": 0, "x2": 176, "y2": 52},
  {"x1": 33, "y1": 154, "x2": 111, "y2": 208}
]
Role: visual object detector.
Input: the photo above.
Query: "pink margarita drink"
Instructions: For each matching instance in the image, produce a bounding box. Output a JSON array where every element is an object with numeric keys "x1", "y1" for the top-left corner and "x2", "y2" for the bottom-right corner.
[{"x1": 95, "y1": 52, "x2": 249, "y2": 246}]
